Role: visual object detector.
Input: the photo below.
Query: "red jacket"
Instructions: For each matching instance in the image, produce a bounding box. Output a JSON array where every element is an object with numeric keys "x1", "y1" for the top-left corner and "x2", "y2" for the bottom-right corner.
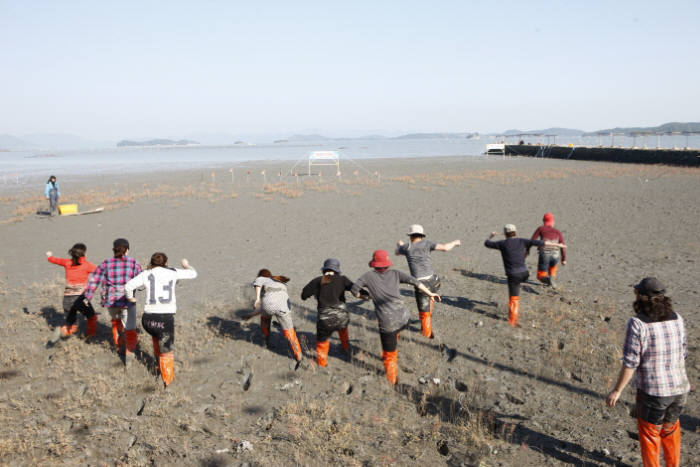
[{"x1": 530, "y1": 225, "x2": 566, "y2": 262}]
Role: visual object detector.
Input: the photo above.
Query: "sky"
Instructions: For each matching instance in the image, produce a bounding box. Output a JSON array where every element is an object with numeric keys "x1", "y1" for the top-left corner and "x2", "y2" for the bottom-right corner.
[{"x1": 1, "y1": 0, "x2": 699, "y2": 140}]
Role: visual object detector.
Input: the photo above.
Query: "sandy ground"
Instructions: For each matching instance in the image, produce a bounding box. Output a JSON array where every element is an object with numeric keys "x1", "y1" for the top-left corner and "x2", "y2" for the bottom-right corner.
[{"x1": 0, "y1": 155, "x2": 698, "y2": 466}]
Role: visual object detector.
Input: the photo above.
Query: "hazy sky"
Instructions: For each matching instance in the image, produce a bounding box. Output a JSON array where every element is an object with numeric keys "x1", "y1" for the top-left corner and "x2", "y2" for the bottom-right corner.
[{"x1": 1, "y1": 1, "x2": 698, "y2": 139}]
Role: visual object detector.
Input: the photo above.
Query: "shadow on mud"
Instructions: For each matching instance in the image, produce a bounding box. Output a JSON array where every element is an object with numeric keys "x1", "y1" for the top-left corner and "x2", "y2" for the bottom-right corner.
[{"x1": 395, "y1": 382, "x2": 624, "y2": 466}]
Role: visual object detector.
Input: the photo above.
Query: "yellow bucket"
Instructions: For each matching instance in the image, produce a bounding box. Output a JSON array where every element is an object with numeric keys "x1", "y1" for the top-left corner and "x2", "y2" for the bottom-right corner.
[{"x1": 58, "y1": 204, "x2": 78, "y2": 215}]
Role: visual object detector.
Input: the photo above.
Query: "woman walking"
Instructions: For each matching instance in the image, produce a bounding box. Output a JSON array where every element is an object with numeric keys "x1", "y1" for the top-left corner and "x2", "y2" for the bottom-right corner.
[
  {"x1": 125, "y1": 253, "x2": 197, "y2": 387},
  {"x1": 253, "y1": 269, "x2": 304, "y2": 368},
  {"x1": 351, "y1": 250, "x2": 440, "y2": 385},
  {"x1": 46, "y1": 243, "x2": 97, "y2": 338},
  {"x1": 44, "y1": 175, "x2": 60, "y2": 216},
  {"x1": 606, "y1": 277, "x2": 689, "y2": 467},
  {"x1": 301, "y1": 258, "x2": 357, "y2": 367},
  {"x1": 84, "y1": 238, "x2": 143, "y2": 364}
]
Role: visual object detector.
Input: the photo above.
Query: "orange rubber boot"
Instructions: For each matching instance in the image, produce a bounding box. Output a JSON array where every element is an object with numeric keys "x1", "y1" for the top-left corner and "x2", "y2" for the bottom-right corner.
[
  {"x1": 111, "y1": 320, "x2": 123, "y2": 347},
  {"x1": 152, "y1": 336, "x2": 161, "y2": 358},
  {"x1": 60, "y1": 325, "x2": 73, "y2": 337},
  {"x1": 159, "y1": 352, "x2": 174, "y2": 387},
  {"x1": 316, "y1": 340, "x2": 330, "y2": 367},
  {"x1": 260, "y1": 316, "x2": 271, "y2": 337},
  {"x1": 548, "y1": 264, "x2": 558, "y2": 279},
  {"x1": 508, "y1": 296, "x2": 520, "y2": 327},
  {"x1": 536, "y1": 270, "x2": 548, "y2": 283},
  {"x1": 338, "y1": 327, "x2": 350, "y2": 352},
  {"x1": 124, "y1": 329, "x2": 138, "y2": 355},
  {"x1": 419, "y1": 311, "x2": 433, "y2": 338},
  {"x1": 382, "y1": 350, "x2": 398, "y2": 385},
  {"x1": 85, "y1": 316, "x2": 97, "y2": 338},
  {"x1": 638, "y1": 417, "x2": 662, "y2": 467},
  {"x1": 660, "y1": 420, "x2": 681, "y2": 467},
  {"x1": 283, "y1": 329, "x2": 303, "y2": 361}
]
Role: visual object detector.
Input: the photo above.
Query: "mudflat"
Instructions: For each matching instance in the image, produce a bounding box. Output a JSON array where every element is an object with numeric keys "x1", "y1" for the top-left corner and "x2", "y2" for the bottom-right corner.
[{"x1": 1, "y1": 155, "x2": 698, "y2": 465}]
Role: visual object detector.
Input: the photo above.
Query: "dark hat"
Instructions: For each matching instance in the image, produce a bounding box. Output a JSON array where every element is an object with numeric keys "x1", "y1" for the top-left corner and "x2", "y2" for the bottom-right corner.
[
  {"x1": 113, "y1": 238, "x2": 130, "y2": 249},
  {"x1": 321, "y1": 258, "x2": 341, "y2": 274},
  {"x1": 634, "y1": 277, "x2": 665, "y2": 296}
]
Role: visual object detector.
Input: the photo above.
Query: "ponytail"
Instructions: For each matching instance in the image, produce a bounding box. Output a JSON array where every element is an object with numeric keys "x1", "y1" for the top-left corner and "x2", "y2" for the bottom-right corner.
[{"x1": 68, "y1": 243, "x2": 86, "y2": 266}]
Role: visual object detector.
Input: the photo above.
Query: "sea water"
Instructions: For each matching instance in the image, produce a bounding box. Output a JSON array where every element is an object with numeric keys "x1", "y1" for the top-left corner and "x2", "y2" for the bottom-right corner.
[{"x1": 1, "y1": 134, "x2": 698, "y2": 186}]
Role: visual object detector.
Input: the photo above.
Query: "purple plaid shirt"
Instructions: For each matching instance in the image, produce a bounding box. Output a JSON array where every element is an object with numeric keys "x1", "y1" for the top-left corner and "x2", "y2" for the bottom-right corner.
[
  {"x1": 622, "y1": 312, "x2": 690, "y2": 397},
  {"x1": 84, "y1": 256, "x2": 143, "y2": 308}
]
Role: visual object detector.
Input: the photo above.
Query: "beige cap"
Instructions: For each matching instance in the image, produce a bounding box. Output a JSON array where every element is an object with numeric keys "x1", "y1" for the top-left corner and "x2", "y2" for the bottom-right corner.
[
  {"x1": 407, "y1": 224, "x2": 425, "y2": 236},
  {"x1": 504, "y1": 224, "x2": 516, "y2": 233}
]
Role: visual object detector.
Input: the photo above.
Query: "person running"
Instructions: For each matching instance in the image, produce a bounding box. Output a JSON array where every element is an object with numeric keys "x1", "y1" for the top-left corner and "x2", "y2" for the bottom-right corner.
[
  {"x1": 529, "y1": 212, "x2": 566, "y2": 289},
  {"x1": 45, "y1": 243, "x2": 97, "y2": 339},
  {"x1": 253, "y1": 269, "x2": 304, "y2": 368},
  {"x1": 44, "y1": 175, "x2": 60, "y2": 216},
  {"x1": 301, "y1": 258, "x2": 361, "y2": 367},
  {"x1": 395, "y1": 224, "x2": 460, "y2": 339},
  {"x1": 351, "y1": 250, "x2": 440, "y2": 385},
  {"x1": 484, "y1": 224, "x2": 564, "y2": 327},
  {"x1": 125, "y1": 253, "x2": 197, "y2": 387},
  {"x1": 84, "y1": 238, "x2": 143, "y2": 364},
  {"x1": 606, "y1": 278, "x2": 689, "y2": 467}
]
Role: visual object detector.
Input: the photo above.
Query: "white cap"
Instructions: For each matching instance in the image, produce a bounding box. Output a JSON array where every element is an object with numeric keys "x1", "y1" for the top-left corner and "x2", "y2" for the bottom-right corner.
[
  {"x1": 504, "y1": 224, "x2": 516, "y2": 233},
  {"x1": 407, "y1": 224, "x2": 425, "y2": 236}
]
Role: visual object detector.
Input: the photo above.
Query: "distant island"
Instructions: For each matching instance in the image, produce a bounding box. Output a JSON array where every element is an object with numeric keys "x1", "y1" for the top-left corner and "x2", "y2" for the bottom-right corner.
[
  {"x1": 116, "y1": 139, "x2": 199, "y2": 147},
  {"x1": 583, "y1": 122, "x2": 700, "y2": 136}
]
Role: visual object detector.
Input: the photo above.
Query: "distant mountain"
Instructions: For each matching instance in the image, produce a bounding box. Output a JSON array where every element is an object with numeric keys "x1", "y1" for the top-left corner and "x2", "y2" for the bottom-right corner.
[
  {"x1": 116, "y1": 139, "x2": 199, "y2": 147},
  {"x1": 396, "y1": 132, "x2": 479, "y2": 139},
  {"x1": 499, "y1": 128, "x2": 585, "y2": 137},
  {"x1": 0, "y1": 134, "x2": 30, "y2": 150},
  {"x1": 586, "y1": 122, "x2": 700, "y2": 135}
]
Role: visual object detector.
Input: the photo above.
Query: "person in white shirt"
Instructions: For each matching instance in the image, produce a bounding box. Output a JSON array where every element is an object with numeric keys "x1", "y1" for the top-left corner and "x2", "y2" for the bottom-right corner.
[{"x1": 125, "y1": 252, "x2": 197, "y2": 387}]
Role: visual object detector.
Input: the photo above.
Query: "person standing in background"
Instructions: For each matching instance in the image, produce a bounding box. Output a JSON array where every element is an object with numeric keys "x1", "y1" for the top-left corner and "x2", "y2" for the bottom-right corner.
[{"x1": 44, "y1": 175, "x2": 60, "y2": 216}]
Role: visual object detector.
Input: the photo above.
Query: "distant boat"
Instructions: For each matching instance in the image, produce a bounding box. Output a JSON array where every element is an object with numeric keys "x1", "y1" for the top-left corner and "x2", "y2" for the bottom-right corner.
[{"x1": 274, "y1": 139, "x2": 289, "y2": 144}]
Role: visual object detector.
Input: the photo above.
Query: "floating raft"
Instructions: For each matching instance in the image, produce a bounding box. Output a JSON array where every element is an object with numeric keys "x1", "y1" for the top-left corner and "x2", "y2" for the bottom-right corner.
[{"x1": 503, "y1": 145, "x2": 700, "y2": 167}]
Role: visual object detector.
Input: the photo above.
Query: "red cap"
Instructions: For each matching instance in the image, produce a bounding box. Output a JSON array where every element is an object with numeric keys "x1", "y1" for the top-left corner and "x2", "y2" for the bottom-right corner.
[
  {"x1": 369, "y1": 249, "x2": 393, "y2": 268},
  {"x1": 543, "y1": 212, "x2": 554, "y2": 227}
]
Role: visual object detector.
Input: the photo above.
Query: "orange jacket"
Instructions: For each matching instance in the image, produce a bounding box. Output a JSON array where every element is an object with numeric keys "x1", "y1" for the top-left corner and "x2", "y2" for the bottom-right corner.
[{"x1": 47, "y1": 256, "x2": 97, "y2": 295}]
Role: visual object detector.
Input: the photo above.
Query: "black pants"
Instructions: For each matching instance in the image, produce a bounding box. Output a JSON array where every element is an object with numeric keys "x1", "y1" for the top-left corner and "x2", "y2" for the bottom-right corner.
[
  {"x1": 507, "y1": 271, "x2": 529, "y2": 297},
  {"x1": 414, "y1": 275, "x2": 441, "y2": 312},
  {"x1": 636, "y1": 390, "x2": 687, "y2": 425},
  {"x1": 142, "y1": 313, "x2": 175, "y2": 353},
  {"x1": 317, "y1": 306, "x2": 350, "y2": 342},
  {"x1": 63, "y1": 294, "x2": 95, "y2": 325},
  {"x1": 379, "y1": 324, "x2": 408, "y2": 352}
]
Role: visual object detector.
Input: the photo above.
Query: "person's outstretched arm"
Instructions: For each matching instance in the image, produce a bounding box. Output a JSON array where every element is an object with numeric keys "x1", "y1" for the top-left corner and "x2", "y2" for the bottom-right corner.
[
  {"x1": 435, "y1": 240, "x2": 461, "y2": 251},
  {"x1": 176, "y1": 259, "x2": 197, "y2": 279}
]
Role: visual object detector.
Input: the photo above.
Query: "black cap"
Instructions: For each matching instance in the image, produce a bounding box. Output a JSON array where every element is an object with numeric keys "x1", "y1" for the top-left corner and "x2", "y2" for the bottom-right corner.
[
  {"x1": 113, "y1": 238, "x2": 130, "y2": 249},
  {"x1": 634, "y1": 277, "x2": 665, "y2": 296}
]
